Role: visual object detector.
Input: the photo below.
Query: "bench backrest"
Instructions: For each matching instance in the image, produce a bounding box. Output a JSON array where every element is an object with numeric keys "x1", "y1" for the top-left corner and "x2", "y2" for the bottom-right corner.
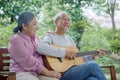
[
  {"x1": 0, "y1": 48, "x2": 9, "y2": 71},
  {"x1": 0, "y1": 48, "x2": 10, "y2": 80}
]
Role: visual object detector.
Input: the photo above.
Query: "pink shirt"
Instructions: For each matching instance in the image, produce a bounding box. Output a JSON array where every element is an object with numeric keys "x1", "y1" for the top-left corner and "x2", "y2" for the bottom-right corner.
[{"x1": 8, "y1": 32, "x2": 45, "y2": 74}]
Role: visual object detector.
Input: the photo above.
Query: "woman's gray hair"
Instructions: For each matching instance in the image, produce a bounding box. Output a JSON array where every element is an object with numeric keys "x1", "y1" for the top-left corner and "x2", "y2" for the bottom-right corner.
[
  {"x1": 13, "y1": 12, "x2": 35, "y2": 33},
  {"x1": 53, "y1": 11, "x2": 71, "y2": 25}
]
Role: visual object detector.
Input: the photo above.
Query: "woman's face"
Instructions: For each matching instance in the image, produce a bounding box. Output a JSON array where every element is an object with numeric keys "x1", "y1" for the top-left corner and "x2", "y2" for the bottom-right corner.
[{"x1": 22, "y1": 17, "x2": 37, "y2": 36}]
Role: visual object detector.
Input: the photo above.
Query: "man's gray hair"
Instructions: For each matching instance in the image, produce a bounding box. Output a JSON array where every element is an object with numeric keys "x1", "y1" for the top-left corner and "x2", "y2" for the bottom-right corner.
[{"x1": 53, "y1": 11, "x2": 71, "y2": 25}]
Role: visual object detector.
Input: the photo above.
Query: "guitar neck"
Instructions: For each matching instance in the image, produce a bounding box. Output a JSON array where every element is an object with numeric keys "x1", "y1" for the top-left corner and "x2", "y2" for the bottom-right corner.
[
  {"x1": 76, "y1": 51, "x2": 98, "y2": 57},
  {"x1": 76, "y1": 50, "x2": 111, "y2": 57},
  {"x1": 51, "y1": 44, "x2": 111, "y2": 57}
]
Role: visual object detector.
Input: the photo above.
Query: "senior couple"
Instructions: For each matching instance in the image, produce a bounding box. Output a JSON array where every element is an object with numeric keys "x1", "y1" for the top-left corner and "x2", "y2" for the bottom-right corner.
[{"x1": 8, "y1": 11, "x2": 107, "y2": 80}]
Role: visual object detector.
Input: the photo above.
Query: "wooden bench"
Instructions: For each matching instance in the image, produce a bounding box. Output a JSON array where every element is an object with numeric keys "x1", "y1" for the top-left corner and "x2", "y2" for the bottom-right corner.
[
  {"x1": 0, "y1": 48, "x2": 16, "y2": 80},
  {"x1": 0, "y1": 48, "x2": 116, "y2": 80}
]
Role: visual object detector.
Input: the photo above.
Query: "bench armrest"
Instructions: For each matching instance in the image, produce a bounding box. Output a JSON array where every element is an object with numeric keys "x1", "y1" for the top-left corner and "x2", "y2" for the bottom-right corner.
[
  {"x1": 101, "y1": 65, "x2": 116, "y2": 80},
  {"x1": 0, "y1": 71, "x2": 16, "y2": 80}
]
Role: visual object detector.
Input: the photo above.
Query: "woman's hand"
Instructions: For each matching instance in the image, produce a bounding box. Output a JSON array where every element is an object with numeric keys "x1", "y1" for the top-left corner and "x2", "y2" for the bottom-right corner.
[
  {"x1": 47, "y1": 70, "x2": 61, "y2": 79},
  {"x1": 41, "y1": 68, "x2": 61, "y2": 79}
]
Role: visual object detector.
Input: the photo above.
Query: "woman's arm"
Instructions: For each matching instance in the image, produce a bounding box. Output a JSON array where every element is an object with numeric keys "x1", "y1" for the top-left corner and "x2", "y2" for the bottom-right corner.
[{"x1": 8, "y1": 36, "x2": 45, "y2": 74}]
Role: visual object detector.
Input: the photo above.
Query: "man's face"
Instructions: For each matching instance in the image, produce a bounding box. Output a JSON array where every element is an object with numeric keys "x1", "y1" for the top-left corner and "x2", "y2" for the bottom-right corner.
[{"x1": 56, "y1": 14, "x2": 71, "y2": 33}]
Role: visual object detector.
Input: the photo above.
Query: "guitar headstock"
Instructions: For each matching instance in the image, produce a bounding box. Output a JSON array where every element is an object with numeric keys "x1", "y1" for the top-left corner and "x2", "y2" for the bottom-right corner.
[{"x1": 98, "y1": 50, "x2": 112, "y2": 55}]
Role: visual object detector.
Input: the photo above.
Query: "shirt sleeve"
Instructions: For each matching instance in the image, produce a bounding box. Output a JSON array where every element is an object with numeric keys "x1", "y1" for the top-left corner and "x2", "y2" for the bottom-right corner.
[
  {"x1": 8, "y1": 36, "x2": 45, "y2": 74},
  {"x1": 37, "y1": 35, "x2": 66, "y2": 58},
  {"x1": 83, "y1": 55, "x2": 94, "y2": 62}
]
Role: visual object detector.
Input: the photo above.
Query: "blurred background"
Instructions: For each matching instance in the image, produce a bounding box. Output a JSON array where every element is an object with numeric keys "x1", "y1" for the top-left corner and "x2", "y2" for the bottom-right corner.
[{"x1": 0, "y1": 0, "x2": 120, "y2": 79}]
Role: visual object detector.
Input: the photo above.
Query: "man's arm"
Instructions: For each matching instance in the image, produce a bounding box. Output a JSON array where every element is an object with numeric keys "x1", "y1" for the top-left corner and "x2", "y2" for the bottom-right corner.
[
  {"x1": 37, "y1": 35, "x2": 66, "y2": 58},
  {"x1": 68, "y1": 35, "x2": 94, "y2": 62}
]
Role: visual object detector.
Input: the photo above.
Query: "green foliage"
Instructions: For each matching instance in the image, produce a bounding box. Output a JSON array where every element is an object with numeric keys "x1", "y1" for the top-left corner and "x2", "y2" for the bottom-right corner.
[
  {"x1": 68, "y1": 19, "x2": 91, "y2": 49},
  {"x1": 79, "y1": 22, "x2": 111, "y2": 51},
  {"x1": 0, "y1": 0, "x2": 42, "y2": 22},
  {"x1": 36, "y1": 23, "x2": 50, "y2": 39},
  {"x1": 40, "y1": 0, "x2": 93, "y2": 31},
  {"x1": 96, "y1": 55, "x2": 120, "y2": 73},
  {"x1": 89, "y1": 0, "x2": 119, "y2": 35},
  {"x1": 89, "y1": 0, "x2": 119, "y2": 15},
  {"x1": 0, "y1": 22, "x2": 16, "y2": 47},
  {"x1": 101, "y1": 28, "x2": 120, "y2": 54},
  {"x1": 109, "y1": 30, "x2": 120, "y2": 54}
]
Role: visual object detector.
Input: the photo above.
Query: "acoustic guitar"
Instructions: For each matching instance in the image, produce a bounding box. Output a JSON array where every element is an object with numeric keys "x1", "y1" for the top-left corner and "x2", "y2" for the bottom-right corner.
[{"x1": 43, "y1": 45, "x2": 111, "y2": 73}]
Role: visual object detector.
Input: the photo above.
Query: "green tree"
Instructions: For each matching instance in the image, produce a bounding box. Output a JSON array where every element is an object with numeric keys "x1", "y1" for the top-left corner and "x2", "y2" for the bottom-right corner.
[
  {"x1": 107, "y1": 0, "x2": 116, "y2": 35},
  {"x1": 89, "y1": 0, "x2": 119, "y2": 36},
  {"x1": 0, "y1": 0, "x2": 42, "y2": 23},
  {"x1": 0, "y1": 0, "x2": 96, "y2": 48}
]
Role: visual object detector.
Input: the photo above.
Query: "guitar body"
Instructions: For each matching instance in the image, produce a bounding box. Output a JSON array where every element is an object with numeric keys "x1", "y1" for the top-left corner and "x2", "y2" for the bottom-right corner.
[{"x1": 43, "y1": 45, "x2": 83, "y2": 73}]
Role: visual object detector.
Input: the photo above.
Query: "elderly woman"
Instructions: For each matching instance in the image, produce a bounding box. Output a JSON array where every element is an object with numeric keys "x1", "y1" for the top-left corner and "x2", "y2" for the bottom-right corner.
[
  {"x1": 37, "y1": 11, "x2": 107, "y2": 80},
  {"x1": 8, "y1": 12, "x2": 60, "y2": 80}
]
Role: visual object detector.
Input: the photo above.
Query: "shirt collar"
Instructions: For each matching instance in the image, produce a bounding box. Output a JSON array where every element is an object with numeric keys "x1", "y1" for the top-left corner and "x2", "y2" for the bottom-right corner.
[{"x1": 18, "y1": 32, "x2": 36, "y2": 41}]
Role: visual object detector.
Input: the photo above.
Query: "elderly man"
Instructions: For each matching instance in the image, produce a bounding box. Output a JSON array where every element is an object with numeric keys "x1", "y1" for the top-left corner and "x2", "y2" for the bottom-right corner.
[{"x1": 37, "y1": 11, "x2": 106, "y2": 80}]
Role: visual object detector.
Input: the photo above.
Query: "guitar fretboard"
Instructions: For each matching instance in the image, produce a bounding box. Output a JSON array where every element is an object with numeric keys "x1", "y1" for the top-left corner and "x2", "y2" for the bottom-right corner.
[{"x1": 76, "y1": 50, "x2": 111, "y2": 57}]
